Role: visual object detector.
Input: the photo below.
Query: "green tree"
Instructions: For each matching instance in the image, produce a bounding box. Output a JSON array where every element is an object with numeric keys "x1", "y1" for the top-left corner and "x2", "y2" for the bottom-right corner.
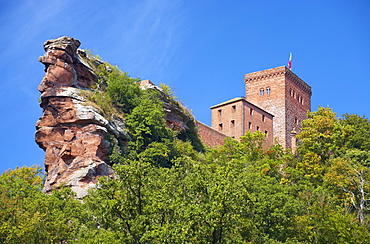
[
  {"x1": 0, "y1": 166, "x2": 83, "y2": 243},
  {"x1": 340, "y1": 113, "x2": 370, "y2": 151},
  {"x1": 125, "y1": 90, "x2": 174, "y2": 153},
  {"x1": 97, "y1": 64, "x2": 142, "y2": 114},
  {"x1": 324, "y1": 150, "x2": 370, "y2": 225},
  {"x1": 297, "y1": 107, "x2": 349, "y2": 162}
]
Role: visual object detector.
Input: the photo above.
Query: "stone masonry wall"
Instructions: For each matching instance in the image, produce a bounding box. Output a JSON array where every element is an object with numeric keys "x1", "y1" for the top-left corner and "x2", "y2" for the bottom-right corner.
[
  {"x1": 244, "y1": 66, "x2": 311, "y2": 149},
  {"x1": 245, "y1": 67, "x2": 288, "y2": 147},
  {"x1": 196, "y1": 121, "x2": 228, "y2": 147},
  {"x1": 211, "y1": 98, "x2": 273, "y2": 148},
  {"x1": 284, "y1": 71, "x2": 311, "y2": 148}
]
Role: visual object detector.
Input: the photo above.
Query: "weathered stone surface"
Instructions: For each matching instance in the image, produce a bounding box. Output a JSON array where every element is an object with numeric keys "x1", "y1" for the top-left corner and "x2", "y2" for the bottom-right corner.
[
  {"x1": 139, "y1": 79, "x2": 193, "y2": 132},
  {"x1": 36, "y1": 37, "x2": 206, "y2": 197},
  {"x1": 35, "y1": 36, "x2": 127, "y2": 197},
  {"x1": 38, "y1": 37, "x2": 95, "y2": 93}
]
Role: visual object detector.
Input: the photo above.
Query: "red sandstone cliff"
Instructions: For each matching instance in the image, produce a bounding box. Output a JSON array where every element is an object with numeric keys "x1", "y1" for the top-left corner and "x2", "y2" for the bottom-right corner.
[
  {"x1": 36, "y1": 36, "x2": 211, "y2": 197},
  {"x1": 36, "y1": 37, "x2": 132, "y2": 197}
]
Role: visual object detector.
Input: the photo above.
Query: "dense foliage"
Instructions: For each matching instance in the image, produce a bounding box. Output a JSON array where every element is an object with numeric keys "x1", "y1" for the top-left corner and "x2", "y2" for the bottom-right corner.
[
  {"x1": 3, "y1": 55, "x2": 370, "y2": 242},
  {"x1": 3, "y1": 107, "x2": 370, "y2": 243}
]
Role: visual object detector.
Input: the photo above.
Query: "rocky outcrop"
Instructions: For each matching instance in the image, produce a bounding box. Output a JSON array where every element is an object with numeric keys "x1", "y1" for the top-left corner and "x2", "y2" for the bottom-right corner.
[
  {"x1": 139, "y1": 80, "x2": 205, "y2": 151},
  {"x1": 139, "y1": 80, "x2": 193, "y2": 132},
  {"x1": 35, "y1": 36, "x2": 129, "y2": 197},
  {"x1": 36, "y1": 37, "x2": 209, "y2": 197}
]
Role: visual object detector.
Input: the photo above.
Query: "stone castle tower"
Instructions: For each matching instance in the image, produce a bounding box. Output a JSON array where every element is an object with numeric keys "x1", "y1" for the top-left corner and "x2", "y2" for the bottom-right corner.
[{"x1": 211, "y1": 66, "x2": 312, "y2": 149}]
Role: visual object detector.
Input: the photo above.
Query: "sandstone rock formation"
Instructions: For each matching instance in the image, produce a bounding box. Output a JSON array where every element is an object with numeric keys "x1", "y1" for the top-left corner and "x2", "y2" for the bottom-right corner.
[
  {"x1": 139, "y1": 80, "x2": 193, "y2": 132},
  {"x1": 35, "y1": 37, "x2": 129, "y2": 197},
  {"x1": 36, "y1": 36, "x2": 214, "y2": 197}
]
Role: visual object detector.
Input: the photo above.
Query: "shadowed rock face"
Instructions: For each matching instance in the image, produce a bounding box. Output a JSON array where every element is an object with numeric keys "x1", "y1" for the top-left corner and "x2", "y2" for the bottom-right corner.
[{"x1": 35, "y1": 36, "x2": 128, "y2": 197}]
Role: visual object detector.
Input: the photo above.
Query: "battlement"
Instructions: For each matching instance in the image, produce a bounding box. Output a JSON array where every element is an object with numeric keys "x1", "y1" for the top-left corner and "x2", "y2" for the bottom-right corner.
[{"x1": 244, "y1": 66, "x2": 311, "y2": 95}]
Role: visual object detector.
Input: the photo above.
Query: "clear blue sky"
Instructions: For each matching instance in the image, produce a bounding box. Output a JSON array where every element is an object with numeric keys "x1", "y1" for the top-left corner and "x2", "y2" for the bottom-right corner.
[{"x1": 0, "y1": 0, "x2": 369, "y2": 172}]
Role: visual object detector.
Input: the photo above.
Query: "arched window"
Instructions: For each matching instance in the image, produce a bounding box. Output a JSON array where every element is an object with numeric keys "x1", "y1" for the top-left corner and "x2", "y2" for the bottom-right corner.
[
  {"x1": 260, "y1": 88, "x2": 264, "y2": 95},
  {"x1": 266, "y1": 87, "x2": 271, "y2": 94}
]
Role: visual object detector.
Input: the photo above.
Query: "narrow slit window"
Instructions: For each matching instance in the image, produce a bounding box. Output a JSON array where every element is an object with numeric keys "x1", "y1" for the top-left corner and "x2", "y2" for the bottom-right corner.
[
  {"x1": 218, "y1": 109, "x2": 222, "y2": 116},
  {"x1": 231, "y1": 120, "x2": 235, "y2": 127},
  {"x1": 248, "y1": 122, "x2": 252, "y2": 129},
  {"x1": 219, "y1": 123, "x2": 223, "y2": 131},
  {"x1": 256, "y1": 126, "x2": 260, "y2": 131},
  {"x1": 250, "y1": 108, "x2": 253, "y2": 115},
  {"x1": 232, "y1": 105, "x2": 236, "y2": 112},
  {"x1": 262, "y1": 114, "x2": 265, "y2": 122},
  {"x1": 266, "y1": 87, "x2": 271, "y2": 94},
  {"x1": 265, "y1": 130, "x2": 268, "y2": 136}
]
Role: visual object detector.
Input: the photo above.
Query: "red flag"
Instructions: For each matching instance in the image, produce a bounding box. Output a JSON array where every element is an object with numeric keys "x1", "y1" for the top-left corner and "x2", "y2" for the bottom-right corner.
[{"x1": 288, "y1": 52, "x2": 292, "y2": 70}]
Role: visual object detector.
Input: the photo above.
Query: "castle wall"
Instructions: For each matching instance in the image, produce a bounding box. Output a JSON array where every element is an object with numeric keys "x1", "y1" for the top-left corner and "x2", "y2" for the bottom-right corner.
[
  {"x1": 210, "y1": 97, "x2": 273, "y2": 147},
  {"x1": 245, "y1": 67, "x2": 288, "y2": 147},
  {"x1": 196, "y1": 121, "x2": 228, "y2": 147},
  {"x1": 244, "y1": 66, "x2": 311, "y2": 149},
  {"x1": 284, "y1": 72, "x2": 311, "y2": 148}
]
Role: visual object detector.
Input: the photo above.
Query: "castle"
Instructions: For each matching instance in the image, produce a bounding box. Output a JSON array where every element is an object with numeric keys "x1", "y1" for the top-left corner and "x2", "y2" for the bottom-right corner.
[{"x1": 208, "y1": 66, "x2": 312, "y2": 150}]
